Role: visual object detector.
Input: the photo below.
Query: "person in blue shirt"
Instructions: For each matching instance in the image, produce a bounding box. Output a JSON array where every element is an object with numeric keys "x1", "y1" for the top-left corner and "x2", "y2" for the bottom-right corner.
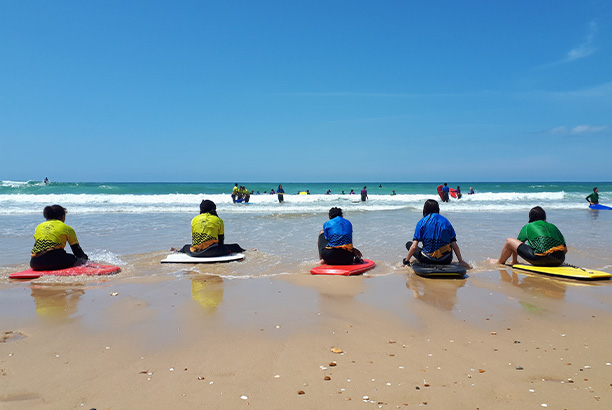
[
  {"x1": 403, "y1": 199, "x2": 471, "y2": 268},
  {"x1": 441, "y1": 183, "x2": 450, "y2": 202},
  {"x1": 318, "y1": 207, "x2": 363, "y2": 265}
]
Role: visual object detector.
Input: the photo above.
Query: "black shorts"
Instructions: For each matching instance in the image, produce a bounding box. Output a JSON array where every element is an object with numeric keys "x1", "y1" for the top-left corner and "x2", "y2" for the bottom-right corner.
[
  {"x1": 318, "y1": 233, "x2": 354, "y2": 265},
  {"x1": 30, "y1": 249, "x2": 77, "y2": 271},
  {"x1": 517, "y1": 244, "x2": 565, "y2": 267}
]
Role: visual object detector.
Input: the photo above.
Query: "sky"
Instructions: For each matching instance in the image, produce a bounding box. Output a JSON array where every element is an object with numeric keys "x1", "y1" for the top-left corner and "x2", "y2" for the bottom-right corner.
[{"x1": 1, "y1": 0, "x2": 611, "y2": 182}]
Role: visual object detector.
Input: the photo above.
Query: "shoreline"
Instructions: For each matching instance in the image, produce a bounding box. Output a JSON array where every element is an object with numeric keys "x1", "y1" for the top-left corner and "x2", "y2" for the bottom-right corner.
[{"x1": 2, "y1": 268, "x2": 612, "y2": 409}]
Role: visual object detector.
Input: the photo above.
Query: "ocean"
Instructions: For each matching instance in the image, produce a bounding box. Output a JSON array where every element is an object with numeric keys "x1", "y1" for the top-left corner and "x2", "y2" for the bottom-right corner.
[{"x1": 1, "y1": 181, "x2": 611, "y2": 277}]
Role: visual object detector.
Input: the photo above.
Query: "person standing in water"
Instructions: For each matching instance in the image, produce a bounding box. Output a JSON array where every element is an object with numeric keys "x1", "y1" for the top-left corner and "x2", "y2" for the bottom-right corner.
[
  {"x1": 361, "y1": 186, "x2": 368, "y2": 202},
  {"x1": 277, "y1": 184, "x2": 285, "y2": 203},
  {"x1": 586, "y1": 187, "x2": 599, "y2": 205},
  {"x1": 30, "y1": 205, "x2": 88, "y2": 271},
  {"x1": 441, "y1": 183, "x2": 450, "y2": 202}
]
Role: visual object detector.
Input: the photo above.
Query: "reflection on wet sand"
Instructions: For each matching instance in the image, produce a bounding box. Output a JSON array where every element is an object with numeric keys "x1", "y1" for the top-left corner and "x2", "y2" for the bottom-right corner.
[
  {"x1": 498, "y1": 269, "x2": 567, "y2": 299},
  {"x1": 30, "y1": 285, "x2": 85, "y2": 321},
  {"x1": 405, "y1": 274, "x2": 466, "y2": 311},
  {"x1": 191, "y1": 275, "x2": 224, "y2": 313}
]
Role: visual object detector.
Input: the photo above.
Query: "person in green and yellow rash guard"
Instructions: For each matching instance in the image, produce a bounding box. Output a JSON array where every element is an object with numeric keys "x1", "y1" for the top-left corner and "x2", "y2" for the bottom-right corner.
[
  {"x1": 178, "y1": 200, "x2": 245, "y2": 257},
  {"x1": 586, "y1": 187, "x2": 599, "y2": 205},
  {"x1": 30, "y1": 205, "x2": 88, "y2": 271},
  {"x1": 492, "y1": 206, "x2": 566, "y2": 267}
]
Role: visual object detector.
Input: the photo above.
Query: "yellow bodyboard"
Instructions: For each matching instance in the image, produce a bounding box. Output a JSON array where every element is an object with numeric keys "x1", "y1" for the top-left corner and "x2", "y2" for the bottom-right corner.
[{"x1": 512, "y1": 264, "x2": 612, "y2": 280}]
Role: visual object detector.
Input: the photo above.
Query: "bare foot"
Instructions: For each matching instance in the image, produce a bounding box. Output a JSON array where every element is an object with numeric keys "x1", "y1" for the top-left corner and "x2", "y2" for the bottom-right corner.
[
  {"x1": 317, "y1": 259, "x2": 325, "y2": 265},
  {"x1": 487, "y1": 258, "x2": 501, "y2": 265}
]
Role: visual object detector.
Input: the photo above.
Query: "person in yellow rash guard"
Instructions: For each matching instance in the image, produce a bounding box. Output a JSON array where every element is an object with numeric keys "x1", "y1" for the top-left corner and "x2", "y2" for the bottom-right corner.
[
  {"x1": 30, "y1": 205, "x2": 88, "y2": 271},
  {"x1": 178, "y1": 200, "x2": 245, "y2": 257}
]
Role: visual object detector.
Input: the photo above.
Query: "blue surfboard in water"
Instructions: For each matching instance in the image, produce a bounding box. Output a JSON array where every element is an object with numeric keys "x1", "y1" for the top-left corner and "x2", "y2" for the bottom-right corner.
[{"x1": 589, "y1": 204, "x2": 612, "y2": 210}]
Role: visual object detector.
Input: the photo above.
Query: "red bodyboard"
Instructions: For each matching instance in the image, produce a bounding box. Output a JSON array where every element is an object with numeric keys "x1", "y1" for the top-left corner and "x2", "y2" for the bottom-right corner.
[
  {"x1": 436, "y1": 185, "x2": 443, "y2": 200},
  {"x1": 449, "y1": 188, "x2": 457, "y2": 198},
  {"x1": 310, "y1": 259, "x2": 375, "y2": 276},
  {"x1": 9, "y1": 263, "x2": 121, "y2": 280}
]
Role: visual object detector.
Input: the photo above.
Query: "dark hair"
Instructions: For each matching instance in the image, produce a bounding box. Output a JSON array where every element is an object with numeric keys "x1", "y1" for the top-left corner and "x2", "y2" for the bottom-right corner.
[
  {"x1": 43, "y1": 204, "x2": 66, "y2": 220},
  {"x1": 328, "y1": 207, "x2": 343, "y2": 219},
  {"x1": 594, "y1": 187, "x2": 598, "y2": 192},
  {"x1": 528, "y1": 206, "x2": 546, "y2": 223},
  {"x1": 423, "y1": 199, "x2": 440, "y2": 217},
  {"x1": 200, "y1": 200, "x2": 218, "y2": 216}
]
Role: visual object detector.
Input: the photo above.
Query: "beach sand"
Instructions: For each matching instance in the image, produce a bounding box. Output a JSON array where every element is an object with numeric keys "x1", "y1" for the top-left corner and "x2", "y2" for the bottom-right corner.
[{"x1": 2, "y1": 263, "x2": 612, "y2": 409}]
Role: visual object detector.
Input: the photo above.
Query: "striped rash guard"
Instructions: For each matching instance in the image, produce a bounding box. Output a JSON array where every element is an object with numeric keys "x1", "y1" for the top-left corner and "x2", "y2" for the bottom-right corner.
[
  {"x1": 323, "y1": 216, "x2": 353, "y2": 251},
  {"x1": 31, "y1": 220, "x2": 80, "y2": 257},
  {"x1": 413, "y1": 213, "x2": 456, "y2": 260},
  {"x1": 190, "y1": 213, "x2": 224, "y2": 253},
  {"x1": 517, "y1": 220, "x2": 566, "y2": 256}
]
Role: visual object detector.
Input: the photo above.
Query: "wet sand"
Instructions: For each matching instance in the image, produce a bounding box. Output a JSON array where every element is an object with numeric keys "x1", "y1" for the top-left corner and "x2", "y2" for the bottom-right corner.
[{"x1": 2, "y1": 264, "x2": 612, "y2": 409}]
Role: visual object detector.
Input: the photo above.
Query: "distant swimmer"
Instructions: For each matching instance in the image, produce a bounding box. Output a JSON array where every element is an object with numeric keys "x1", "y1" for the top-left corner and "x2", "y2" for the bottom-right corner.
[
  {"x1": 361, "y1": 186, "x2": 368, "y2": 202},
  {"x1": 30, "y1": 205, "x2": 88, "y2": 271},
  {"x1": 277, "y1": 184, "x2": 285, "y2": 203},
  {"x1": 403, "y1": 199, "x2": 470, "y2": 269},
  {"x1": 391, "y1": 190, "x2": 396, "y2": 196},
  {"x1": 231, "y1": 183, "x2": 239, "y2": 203},
  {"x1": 177, "y1": 200, "x2": 245, "y2": 257},
  {"x1": 349, "y1": 189, "x2": 355, "y2": 195},
  {"x1": 341, "y1": 190, "x2": 345, "y2": 194},
  {"x1": 490, "y1": 206, "x2": 566, "y2": 267},
  {"x1": 325, "y1": 190, "x2": 331, "y2": 195},
  {"x1": 469, "y1": 187, "x2": 475, "y2": 195},
  {"x1": 379, "y1": 184, "x2": 382, "y2": 188},
  {"x1": 586, "y1": 187, "x2": 599, "y2": 205},
  {"x1": 318, "y1": 207, "x2": 363, "y2": 265},
  {"x1": 441, "y1": 183, "x2": 450, "y2": 202},
  {"x1": 456, "y1": 186, "x2": 462, "y2": 199},
  {"x1": 43, "y1": 177, "x2": 49, "y2": 184}
]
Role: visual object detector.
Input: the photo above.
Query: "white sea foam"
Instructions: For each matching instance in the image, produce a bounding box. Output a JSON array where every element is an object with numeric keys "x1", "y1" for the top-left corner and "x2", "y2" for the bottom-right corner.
[{"x1": 0, "y1": 190, "x2": 588, "y2": 215}]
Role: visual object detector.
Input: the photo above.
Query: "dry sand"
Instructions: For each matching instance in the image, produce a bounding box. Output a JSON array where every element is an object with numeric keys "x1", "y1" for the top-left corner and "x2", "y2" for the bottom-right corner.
[{"x1": 2, "y1": 267, "x2": 612, "y2": 409}]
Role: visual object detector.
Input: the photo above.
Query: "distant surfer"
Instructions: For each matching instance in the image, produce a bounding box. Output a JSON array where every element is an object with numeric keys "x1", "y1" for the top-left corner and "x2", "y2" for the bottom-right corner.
[
  {"x1": 30, "y1": 205, "x2": 88, "y2": 271},
  {"x1": 43, "y1": 177, "x2": 49, "y2": 184},
  {"x1": 490, "y1": 206, "x2": 566, "y2": 267},
  {"x1": 403, "y1": 199, "x2": 471, "y2": 269},
  {"x1": 231, "y1": 183, "x2": 239, "y2": 203},
  {"x1": 277, "y1": 184, "x2": 285, "y2": 203},
  {"x1": 176, "y1": 200, "x2": 245, "y2": 257},
  {"x1": 586, "y1": 187, "x2": 599, "y2": 205},
  {"x1": 441, "y1": 183, "x2": 450, "y2": 202},
  {"x1": 237, "y1": 186, "x2": 250, "y2": 203},
  {"x1": 318, "y1": 207, "x2": 363, "y2": 265},
  {"x1": 361, "y1": 186, "x2": 368, "y2": 202}
]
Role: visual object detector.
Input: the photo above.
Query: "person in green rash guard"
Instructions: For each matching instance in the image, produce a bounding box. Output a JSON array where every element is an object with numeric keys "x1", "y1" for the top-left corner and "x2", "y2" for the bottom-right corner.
[
  {"x1": 586, "y1": 187, "x2": 599, "y2": 205},
  {"x1": 491, "y1": 206, "x2": 567, "y2": 267}
]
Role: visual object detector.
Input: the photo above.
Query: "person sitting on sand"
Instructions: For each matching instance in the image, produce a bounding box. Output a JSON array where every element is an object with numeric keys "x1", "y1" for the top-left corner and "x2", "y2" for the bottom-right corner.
[
  {"x1": 178, "y1": 200, "x2": 245, "y2": 257},
  {"x1": 30, "y1": 205, "x2": 88, "y2": 271},
  {"x1": 490, "y1": 206, "x2": 566, "y2": 267},
  {"x1": 404, "y1": 199, "x2": 471, "y2": 268},
  {"x1": 586, "y1": 187, "x2": 599, "y2": 205},
  {"x1": 318, "y1": 207, "x2": 363, "y2": 265}
]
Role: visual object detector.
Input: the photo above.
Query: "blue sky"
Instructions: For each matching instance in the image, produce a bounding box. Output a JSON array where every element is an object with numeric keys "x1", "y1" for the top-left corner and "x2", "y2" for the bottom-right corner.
[{"x1": 1, "y1": 0, "x2": 611, "y2": 182}]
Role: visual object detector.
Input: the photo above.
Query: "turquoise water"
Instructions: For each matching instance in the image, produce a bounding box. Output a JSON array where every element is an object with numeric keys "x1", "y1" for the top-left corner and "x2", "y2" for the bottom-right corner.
[{"x1": 1, "y1": 180, "x2": 611, "y2": 273}]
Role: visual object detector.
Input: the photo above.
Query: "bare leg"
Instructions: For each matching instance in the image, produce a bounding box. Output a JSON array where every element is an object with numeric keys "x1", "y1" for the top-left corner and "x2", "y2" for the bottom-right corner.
[{"x1": 497, "y1": 237, "x2": 522, "y2": 265}]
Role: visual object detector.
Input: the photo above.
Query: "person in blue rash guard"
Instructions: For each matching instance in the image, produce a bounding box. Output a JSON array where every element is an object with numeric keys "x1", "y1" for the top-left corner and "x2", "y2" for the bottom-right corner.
[
  {"x1": 317, "y1": 207, "x2": 363, "y2": 265},
  {"x1": 403, "y1": 199, "x2": 471, "y2": 268}
]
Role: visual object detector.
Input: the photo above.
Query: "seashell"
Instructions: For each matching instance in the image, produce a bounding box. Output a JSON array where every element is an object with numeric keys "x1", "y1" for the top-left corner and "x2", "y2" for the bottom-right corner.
[
  {"x1": 331, "y1": 347, "x2": 343, "y2": 354},
  {"x1": 298, "y1": 390, "x2": 305, "y2": 395},
  {"x1": 324, "y1": 376, "x2": 331, "y2": 381}
]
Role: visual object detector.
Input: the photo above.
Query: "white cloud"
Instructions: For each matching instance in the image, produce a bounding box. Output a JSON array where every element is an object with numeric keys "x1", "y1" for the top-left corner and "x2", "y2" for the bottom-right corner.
[
  {"x1": 566, "y1": 21, "x2": 598, "y2": 62},
  {"x1": 545, "y1": 124, "x2": 610, "y2": 135}
]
